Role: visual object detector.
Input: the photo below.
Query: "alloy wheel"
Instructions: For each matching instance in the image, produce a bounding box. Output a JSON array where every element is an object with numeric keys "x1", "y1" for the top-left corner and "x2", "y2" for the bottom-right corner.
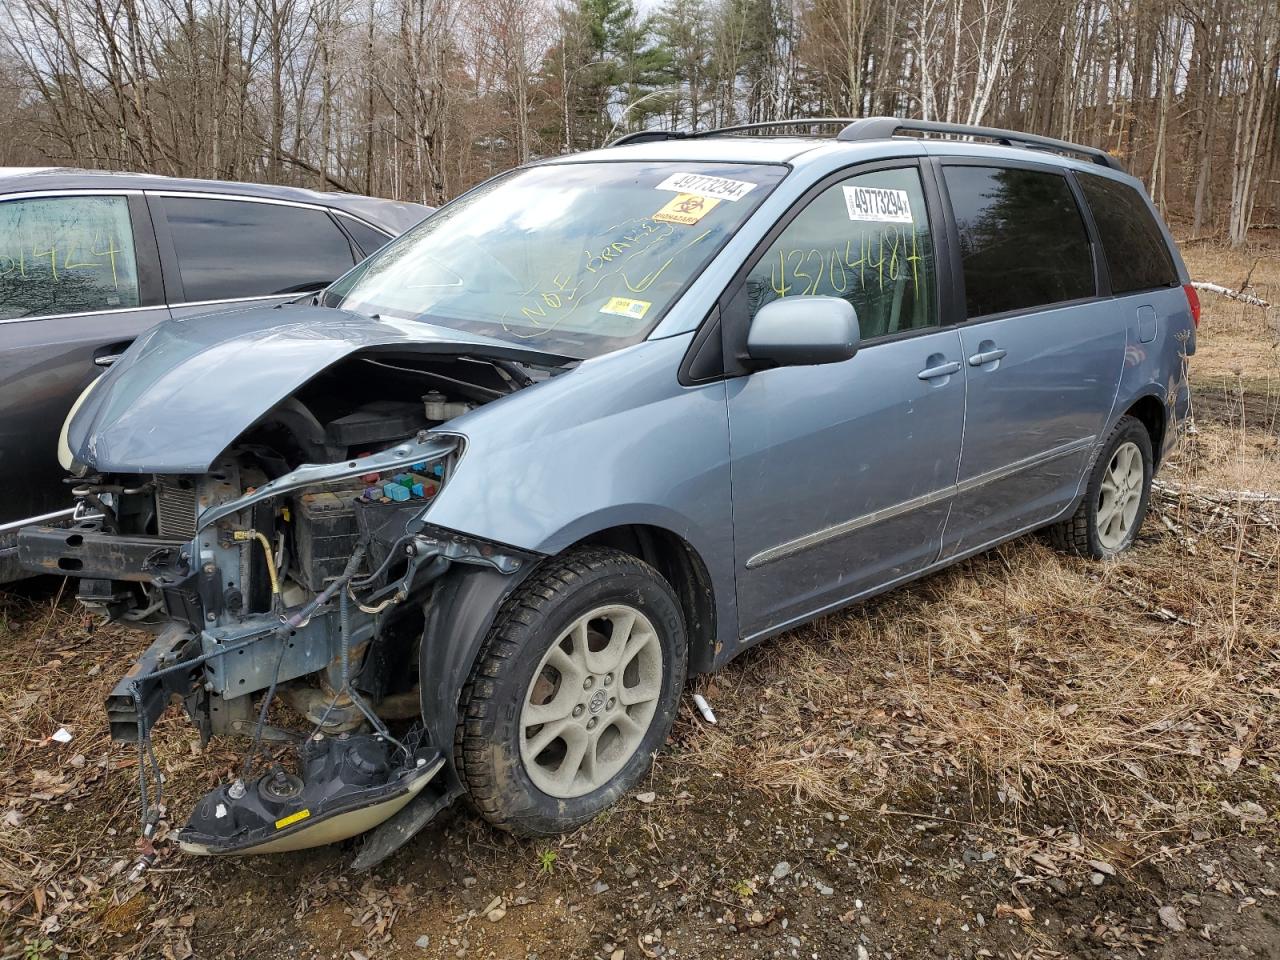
[
  {"x1": 1096, "y1": 440, "x2": 1144, "y2": 550},
  {"x1": 519, "y1": 604, "x2": 664, "y2": 798}
]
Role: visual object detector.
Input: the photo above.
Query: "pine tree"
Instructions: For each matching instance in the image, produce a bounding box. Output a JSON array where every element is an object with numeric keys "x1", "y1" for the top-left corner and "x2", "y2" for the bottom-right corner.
[{"x1": 654, "y1": 0, "x2": 712, "y2": 130}]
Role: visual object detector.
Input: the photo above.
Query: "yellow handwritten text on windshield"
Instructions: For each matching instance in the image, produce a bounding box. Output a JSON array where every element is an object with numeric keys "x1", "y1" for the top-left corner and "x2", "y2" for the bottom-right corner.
[{"x1": 508, "y1": 217, "x2": 712, "y2": 338}]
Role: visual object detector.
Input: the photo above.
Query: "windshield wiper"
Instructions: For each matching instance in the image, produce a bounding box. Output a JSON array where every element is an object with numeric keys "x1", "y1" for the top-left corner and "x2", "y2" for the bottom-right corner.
[{"x1": 491, "y1": 358, "x2": 534, "y2": 388}]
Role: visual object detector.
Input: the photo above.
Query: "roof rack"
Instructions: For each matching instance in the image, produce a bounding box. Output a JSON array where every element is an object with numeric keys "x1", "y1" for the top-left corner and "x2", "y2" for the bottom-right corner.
[
  {"x1": 836, "y1": 117, "x2": 1123, "y2": 170},
  {"x1": 609, "y1": 115, "x2": 1123, "y2": 171},
  {"x1": 609, "y1": 118, "x2": 859, "y2": 147}
]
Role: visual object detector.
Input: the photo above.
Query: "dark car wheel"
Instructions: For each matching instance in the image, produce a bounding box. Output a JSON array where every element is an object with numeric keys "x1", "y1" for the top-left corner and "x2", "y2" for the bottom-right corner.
[
  {"x1": 1048, "y1": 414, "x2": 1154, "y2": 559},
  {"x1": 456, "y1": 547, "x2": 687, "y2": 836}
]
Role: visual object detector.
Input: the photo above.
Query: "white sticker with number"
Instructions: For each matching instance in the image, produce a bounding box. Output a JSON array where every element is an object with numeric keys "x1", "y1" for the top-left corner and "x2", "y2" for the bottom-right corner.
[
  {"x1": 655, "y1": 172, "x2": 757, "y2": 202},
  {"x1": 842, "y1": 185, "x2": 913, "y2": 223}
]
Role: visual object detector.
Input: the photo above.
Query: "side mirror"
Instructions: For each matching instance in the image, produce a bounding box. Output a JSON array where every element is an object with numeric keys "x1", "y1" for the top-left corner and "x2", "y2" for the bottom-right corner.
[{"x1": 746, "y1": 296, "x2": 860, "y2": 367}]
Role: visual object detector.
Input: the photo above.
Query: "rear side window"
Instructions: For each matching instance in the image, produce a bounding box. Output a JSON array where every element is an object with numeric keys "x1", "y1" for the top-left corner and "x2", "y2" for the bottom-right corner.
[
  {"x1": 740, "y1": 167, "x2": 938, "y2": 339},
  {"x1": 1077, "y1": 173, "x2": 1178, "y2": 294},
  {"x1": 0, "y1": 196, "x2": 141, "y2": 320},
  {"x1": 338, "y1": 215, "x2": 393, "y2": 258},
  {"x1": 163, "y1": 197, "x2": 356, "y2": 301},
  {"x1": 944, "y1": 166, "x2": 1094, "y2": 319}
]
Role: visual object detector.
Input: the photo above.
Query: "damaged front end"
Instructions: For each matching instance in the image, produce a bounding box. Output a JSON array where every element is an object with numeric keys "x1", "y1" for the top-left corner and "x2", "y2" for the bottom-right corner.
[{"x1": 18, "y1": 336, "x2": 550, "y2": 864}]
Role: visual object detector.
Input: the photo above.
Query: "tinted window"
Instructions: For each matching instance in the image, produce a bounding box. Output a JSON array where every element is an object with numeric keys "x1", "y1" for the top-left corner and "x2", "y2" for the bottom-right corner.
[
  {"x1": 338, "y1": 215, "x2": 394, "y2": 258},
  {"x1": 741, "y1": 167, "x2": 937, "y2": 339},
  {"x1": 0, "y1": 196, "x2": 140, "y2": 320},
  {"x1": 1077, "y1": 173, "x2": 1178, "y2": 294},
  {"x1": 164, "y1": 198, "x2": 355, "y2": 301},
  {"x1": 944, "y1": 166, "x2": 1094, "y2": 318}
]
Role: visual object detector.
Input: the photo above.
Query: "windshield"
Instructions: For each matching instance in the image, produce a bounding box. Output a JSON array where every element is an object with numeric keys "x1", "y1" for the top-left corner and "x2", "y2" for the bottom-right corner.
[{"x1": 323, "y1": 161, "x2": 787, "y2": 358}]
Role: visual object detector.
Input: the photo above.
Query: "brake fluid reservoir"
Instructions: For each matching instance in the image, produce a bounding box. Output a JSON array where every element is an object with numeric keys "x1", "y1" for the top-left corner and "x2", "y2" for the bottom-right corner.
[{"x1": 423, "y1": 391, "x2": 471, "y2": 422}]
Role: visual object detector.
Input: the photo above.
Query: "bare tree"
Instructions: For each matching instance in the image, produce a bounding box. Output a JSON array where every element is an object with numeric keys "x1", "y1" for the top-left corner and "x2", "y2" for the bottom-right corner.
[{"x1": 0, "y1": 0, "x2": 1276, "y2": 243}]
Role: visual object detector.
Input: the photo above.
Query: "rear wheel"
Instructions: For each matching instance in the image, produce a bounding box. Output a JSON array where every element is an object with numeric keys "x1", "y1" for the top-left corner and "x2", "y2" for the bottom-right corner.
[
  {"x1": 456, "y1": 548, "x2": 687, "y2": 835},
  {"x1": 1048, "y1": 415, "x2": 1153, "y2": 559}
]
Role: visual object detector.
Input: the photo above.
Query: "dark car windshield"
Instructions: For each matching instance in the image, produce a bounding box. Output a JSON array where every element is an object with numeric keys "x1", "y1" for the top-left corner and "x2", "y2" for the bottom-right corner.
[{"x1": 323, "y1": 161, "x2": 787, "y2": 358}]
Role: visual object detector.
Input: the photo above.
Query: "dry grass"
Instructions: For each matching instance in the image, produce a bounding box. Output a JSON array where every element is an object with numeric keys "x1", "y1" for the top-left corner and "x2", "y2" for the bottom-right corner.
[
  {"x1": 680, "y1": 515, "x2": 1277, "y2": 830},
  {"x1": 1180, "y1": 232, "x2": 1280, "y2": 381},
  {"x1": 1, "y1": 242, "x2": 1278, "y2": 956},
  {"x1": 674, "y1": 240, "x2": 1280, "y2": 839}
]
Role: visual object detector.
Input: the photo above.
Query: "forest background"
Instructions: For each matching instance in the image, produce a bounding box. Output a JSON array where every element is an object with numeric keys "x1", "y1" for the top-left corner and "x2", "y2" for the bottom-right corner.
[{"x1": 1, "y1": 0, "x2": 1277, "y2": 246}]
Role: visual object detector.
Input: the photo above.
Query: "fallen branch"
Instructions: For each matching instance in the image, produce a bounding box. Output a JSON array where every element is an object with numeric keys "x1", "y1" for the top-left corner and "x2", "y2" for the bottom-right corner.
[
  {"x1": 1153, "y1": 479, "x2": 1280, "y2": 504},
  {"x1": 1112, "y1": 579, "x2": 1198, "y2": 627},
  {"x1": 1190, "y1": 282, "x2": 1271, "y2": 309},
  {"x1": 1152, "y1": 481, "x2": 1279, "y2": 537}
]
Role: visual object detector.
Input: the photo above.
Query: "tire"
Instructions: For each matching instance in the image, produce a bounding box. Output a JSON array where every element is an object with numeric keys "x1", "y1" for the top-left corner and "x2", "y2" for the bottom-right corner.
[
  {"x1": 456, "y1": 547, "x2": 688, "y2": 836},
  {"x1": 1048, "y1": 415, "x2": 1154, "y2": 559}
]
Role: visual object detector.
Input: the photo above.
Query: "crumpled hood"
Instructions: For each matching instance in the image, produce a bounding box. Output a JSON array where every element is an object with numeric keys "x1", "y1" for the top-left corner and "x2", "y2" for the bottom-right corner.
[{"x1": 67, "y1": 303, "x2": 564, "y2": 474}]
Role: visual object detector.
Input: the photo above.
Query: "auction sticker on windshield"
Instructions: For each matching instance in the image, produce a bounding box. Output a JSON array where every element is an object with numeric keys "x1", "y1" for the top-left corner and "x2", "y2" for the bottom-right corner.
[
  {"x1": 842, "y1": 185, "x2": 913, "y2": 223},
  {"x1": 653, "y1": 193, "x2": 721, "y2": 225},
  {"x1": 600, "y1": 296, "x2": 651, "y2": 320},
  {"x1": 656, "y1": 173, "x2": 757, "y2": 202}
]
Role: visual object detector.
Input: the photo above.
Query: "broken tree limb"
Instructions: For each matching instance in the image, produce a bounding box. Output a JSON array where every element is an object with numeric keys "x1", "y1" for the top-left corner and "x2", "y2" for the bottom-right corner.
[
  {"x1": 1112, "y1": 577, "x2": 1198, "y2": 627},
  {"x1": 1154, "y1": 479, "x2": 1280, "y2": 504},
  {"x1": 1190, "y1": 282, "x2": 1271, "y2": 309},
  {"x1": 1152, "y1": 481, "x2": 1279, "y2": 536}
]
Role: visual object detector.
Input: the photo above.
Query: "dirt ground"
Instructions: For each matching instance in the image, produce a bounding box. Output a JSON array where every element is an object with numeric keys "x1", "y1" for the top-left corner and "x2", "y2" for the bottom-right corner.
[{"x1": 2, "y1": 239, "x2": 1278, "y2": 960}]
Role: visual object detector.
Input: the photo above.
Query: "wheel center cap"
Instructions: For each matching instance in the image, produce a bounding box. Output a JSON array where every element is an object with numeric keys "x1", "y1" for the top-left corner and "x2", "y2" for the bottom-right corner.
[{"x1": 588, "y1": 689, "x2": 607, "y2": 715}]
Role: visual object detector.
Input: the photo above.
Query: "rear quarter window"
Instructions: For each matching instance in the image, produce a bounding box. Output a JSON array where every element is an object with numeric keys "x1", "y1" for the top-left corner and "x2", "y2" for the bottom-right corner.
[
  {"x1": 1076, "y1": 173, "x2": 1178, "y2": 294},
  {"x1": 944, "y1": 165, "x2": 1094, "y2": 319},
  {"x1": 163, "y1": 197, "x2": 357, "y2": 301},
  {"x1": 338, "y1": 215, "x2": 394, "y2": 258}
]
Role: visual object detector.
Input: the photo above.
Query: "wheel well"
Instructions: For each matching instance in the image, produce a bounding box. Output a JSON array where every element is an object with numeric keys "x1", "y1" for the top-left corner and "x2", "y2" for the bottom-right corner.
[
  {"x1": 1124, "y1": 395, "x2": 1166, "y2": 465},
  {"x1": 572, "y1": 525, "x2": 718, "y2": 673}
]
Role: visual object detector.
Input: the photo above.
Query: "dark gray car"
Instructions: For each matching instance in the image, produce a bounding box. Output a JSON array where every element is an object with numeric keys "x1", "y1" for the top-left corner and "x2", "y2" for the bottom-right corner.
[{"x1": 0, "y1": 168, "x2": 429, "y2": 579}]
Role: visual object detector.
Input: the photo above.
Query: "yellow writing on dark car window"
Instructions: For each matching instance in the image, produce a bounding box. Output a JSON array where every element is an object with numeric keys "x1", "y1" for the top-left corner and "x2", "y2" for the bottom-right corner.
[{"x1": 0, "y1": 232, "x2": 126, "y2": 288}]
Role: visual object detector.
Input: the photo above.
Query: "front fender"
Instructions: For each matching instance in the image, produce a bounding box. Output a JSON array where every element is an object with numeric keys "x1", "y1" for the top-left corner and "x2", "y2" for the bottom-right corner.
[
  {"x1": 533, "y1": 502, "x2": 713, "y2": 556},
  {"x1": 422, "y1": 333, "x2": 740, "y2": 664}
]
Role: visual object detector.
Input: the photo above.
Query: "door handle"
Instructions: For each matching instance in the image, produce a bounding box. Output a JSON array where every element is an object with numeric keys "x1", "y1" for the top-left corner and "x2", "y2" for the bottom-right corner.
[
  {"x1": 917, "y1": 360, "x2": 961, "y2": 380},
  {"x1": 968, "y1": 348, "x2": 1007, "y2": 366},
  {"x1": 93, "y1": 340, "x2": 133, "y2": 367}
]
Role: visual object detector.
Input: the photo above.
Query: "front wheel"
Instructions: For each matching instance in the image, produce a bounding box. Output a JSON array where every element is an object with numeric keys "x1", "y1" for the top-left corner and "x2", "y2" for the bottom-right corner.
[
  {"x1": 1048, "y1": 415, "x2": 1154, "y2": 559},
  {"x1": 456, "y1": 548, "x2": 687, "y2": 836}
]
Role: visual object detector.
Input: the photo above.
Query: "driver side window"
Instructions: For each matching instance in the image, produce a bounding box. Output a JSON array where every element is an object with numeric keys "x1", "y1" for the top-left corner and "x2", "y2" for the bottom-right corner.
[{"x1": 743, "y1": 167, "x2": 938, "y2": 340}]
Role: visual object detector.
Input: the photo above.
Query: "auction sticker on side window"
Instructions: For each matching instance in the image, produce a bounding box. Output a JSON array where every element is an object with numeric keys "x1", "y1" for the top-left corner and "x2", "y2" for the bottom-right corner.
[
  {"x1": 600, "y1": 296, "x2": 651, "y2": 320},
  {"x1": 653, "y1": 193, "x2": 721, "y2": 225},
  {"x1": 656, "y1": 172, "x2": 757, "y2": 202},
  {"x1": 842, "y1": 185, "x2": 913, "y2": 223}
]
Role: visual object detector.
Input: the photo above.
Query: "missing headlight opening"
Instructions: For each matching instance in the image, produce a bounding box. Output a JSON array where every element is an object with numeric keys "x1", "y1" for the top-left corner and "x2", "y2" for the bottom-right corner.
[{"x1": 19, "y1": 350, "x2": 548, "y2": 870}]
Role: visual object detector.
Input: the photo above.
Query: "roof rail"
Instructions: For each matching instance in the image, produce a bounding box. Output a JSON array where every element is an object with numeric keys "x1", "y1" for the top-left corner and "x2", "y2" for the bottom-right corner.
[
  {"x1": 609, "y1": 116, "x2": 1123, "y2": 172},
  {"x1": 609, "y1": 118, "x2": 860, "y2": 148},
  {"x1": 609, "y1": 130, "x2": 687, "y2": 147},
  {"x1": 837, "y1": 117, "x2": 1124, "y2": 170}
]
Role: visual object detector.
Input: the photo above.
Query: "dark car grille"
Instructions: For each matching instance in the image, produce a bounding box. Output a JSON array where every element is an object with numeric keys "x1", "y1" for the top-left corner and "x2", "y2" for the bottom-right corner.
[{"x1": 154, "y1": 478, "x2": 198, "y2": 540}]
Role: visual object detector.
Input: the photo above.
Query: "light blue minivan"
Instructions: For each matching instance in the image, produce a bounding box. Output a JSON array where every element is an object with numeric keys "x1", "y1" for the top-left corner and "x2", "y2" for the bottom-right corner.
[{"x1": 20, "y1": 118, "x2": 1198, "y2": 863}]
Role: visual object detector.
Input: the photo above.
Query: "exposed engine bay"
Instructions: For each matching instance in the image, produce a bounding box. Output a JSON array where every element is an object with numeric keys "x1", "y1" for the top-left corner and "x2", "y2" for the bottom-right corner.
[{"x1": 18, "y1": 350, "x2": 556, "y2": 866}]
